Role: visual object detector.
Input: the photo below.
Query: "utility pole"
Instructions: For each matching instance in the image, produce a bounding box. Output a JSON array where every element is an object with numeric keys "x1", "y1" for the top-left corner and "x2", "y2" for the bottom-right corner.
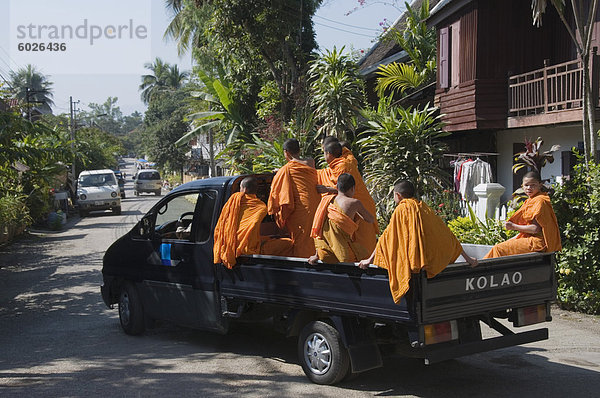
[{"x1": 69, "y1": 96, "x2": 80, "y2": 181}]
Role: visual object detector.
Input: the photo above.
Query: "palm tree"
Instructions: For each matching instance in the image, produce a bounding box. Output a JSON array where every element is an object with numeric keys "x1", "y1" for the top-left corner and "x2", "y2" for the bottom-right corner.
[
  {"x1": 375, "y1": 0, "x2": 436, "y2": 98},
  {"x1": 9, "y1": 64, "x2": 54, "y2": 114},
  {"x1": 164, "y1": 0, "x2": 204, "y2": 55},
  {"x1": 139, "y1": 58, "x2": 188, "y2": 104}
]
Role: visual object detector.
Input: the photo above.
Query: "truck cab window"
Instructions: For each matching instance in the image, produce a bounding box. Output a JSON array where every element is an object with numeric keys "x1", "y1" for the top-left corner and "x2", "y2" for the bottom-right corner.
[
  {"x1": 154, "y1": 193, "x2": 199, "y2": 240},
  {"x1": 195, "y1": 190, "x2": 217, "y2": 243}
]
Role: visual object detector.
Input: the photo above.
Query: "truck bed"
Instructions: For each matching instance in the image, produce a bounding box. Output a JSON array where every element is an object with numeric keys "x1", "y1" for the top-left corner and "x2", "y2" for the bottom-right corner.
[{"x1": 217, "y1": 246, "x2": 556, "y2": 326}]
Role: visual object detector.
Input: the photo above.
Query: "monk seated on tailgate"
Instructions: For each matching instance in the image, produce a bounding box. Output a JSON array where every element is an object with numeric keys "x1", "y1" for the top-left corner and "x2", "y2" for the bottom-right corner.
[
  {"x1": 484, "y1": 171, "x2": 561, "y2": 259},
  {"x1": 213, "y1": 176, "x2": 292, "y2": 269},
  {"x1": 358, "y1": 181, "x2": 478, "y2": 304},
  {"x1": 308, "y1": 173, "x2": 375, "y2": 265}
]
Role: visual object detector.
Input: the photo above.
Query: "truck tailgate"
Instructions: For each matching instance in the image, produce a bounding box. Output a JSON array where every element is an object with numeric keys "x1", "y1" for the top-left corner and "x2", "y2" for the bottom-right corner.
[{"x1": 419, "y1": 252, "x2": 556, "y2": 324}]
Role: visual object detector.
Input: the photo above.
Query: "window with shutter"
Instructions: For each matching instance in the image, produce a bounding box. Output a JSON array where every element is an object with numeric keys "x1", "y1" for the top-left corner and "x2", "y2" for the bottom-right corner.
[{"x1": 439, "y1": 27, "x2": 449, "y2": 89}]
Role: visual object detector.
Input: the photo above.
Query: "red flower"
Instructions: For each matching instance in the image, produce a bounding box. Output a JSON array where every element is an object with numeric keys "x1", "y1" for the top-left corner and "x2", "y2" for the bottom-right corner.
[{"x1": 439, "y1": 203, "x2": 445, "y2": 207}]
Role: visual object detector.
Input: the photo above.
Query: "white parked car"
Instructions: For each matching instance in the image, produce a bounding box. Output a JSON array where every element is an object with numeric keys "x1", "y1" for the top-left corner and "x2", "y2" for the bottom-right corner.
[
  {"x1": 133, "y1": 169, "x2": 162, "y2": 196},
  {"x1": 77, "y1": 169, "x2": 121, "y2": 217}
]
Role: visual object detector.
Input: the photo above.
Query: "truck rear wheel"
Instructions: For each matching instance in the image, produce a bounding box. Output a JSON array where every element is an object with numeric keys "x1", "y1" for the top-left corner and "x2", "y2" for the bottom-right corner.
[
  {"x1": 118, "y1": 282, "x2": 145, "y2": 335},
  {"x1": 298, "y1": 321, "x2": 349, "y2": 385}
]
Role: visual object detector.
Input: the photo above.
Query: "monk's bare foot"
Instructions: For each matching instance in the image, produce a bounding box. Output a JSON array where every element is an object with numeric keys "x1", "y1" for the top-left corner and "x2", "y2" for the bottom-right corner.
[{"x1": 308, "y1": 255, "x2": 319, "y2": 265}]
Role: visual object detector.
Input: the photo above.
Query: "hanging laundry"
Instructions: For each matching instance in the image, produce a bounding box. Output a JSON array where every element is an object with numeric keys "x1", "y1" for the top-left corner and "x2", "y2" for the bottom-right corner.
[{"x1": 458, "y1": 158, "x2": 493, "y2": 201}]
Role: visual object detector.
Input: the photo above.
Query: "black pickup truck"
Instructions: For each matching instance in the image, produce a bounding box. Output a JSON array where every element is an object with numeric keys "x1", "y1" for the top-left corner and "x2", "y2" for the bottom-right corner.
[{"x1": 101, "y1": 174, "x2": 557, "y2": 385}]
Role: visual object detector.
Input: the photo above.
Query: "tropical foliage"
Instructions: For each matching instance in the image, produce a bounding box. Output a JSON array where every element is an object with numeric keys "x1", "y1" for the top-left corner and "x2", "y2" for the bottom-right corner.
[
  {"x1": 552, "y1": 157, "x2": 600, "y2": 314},
  {"x1": 139, "y1": 57, "x2": 189, "y2": 104},
  {"x1": 165, "y1": 0, "x2": 323, "y2": 121},
  {"x1": 176, "y1": 70, "x2": 248, "y2": 147},
  {"x1": 512, "y1": 136, "x2": 561, "y2": 173},
  {"x1": 375, "y1": 0, "x2": 436, "y2": 98},
  {"x1": 308, "y1": 47, "x2": 365, "y2": 140},
  {"x1": 448, "y1": 206, "x2": 517, "y2": 246},
  {"x1": 358, "y1": 101, "x2": 449, "y2": 223},
  {"x1": 143, "y1": 90, "x2": 189, "y2": 173},
  {"x1": 0, "y1": 100, "x2": 73, "y2": 222},
  {"x1": 9, "y1": 64, "x2": 54, "y2": 115}
]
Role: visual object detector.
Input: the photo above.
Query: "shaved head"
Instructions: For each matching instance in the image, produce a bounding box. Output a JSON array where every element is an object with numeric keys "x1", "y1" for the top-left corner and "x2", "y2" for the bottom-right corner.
[
  {"x1": 240, "y1": 177, "x2": 258, "y2": 194},
  {"x1": 337, "y1": 173, "x2": 355, "y2": 194},
  {"x1": 324, "y1": 141, "x2": 342, "y2": 158},
  {"x1": 283, "y1": 138, "x2": 300, "y2": 156},
  {"x1": 523, "y1": 171, "x2": 542, "y2": 182},
  {"x1": 394, "y1": 180, "x2": 415, "y2": 198},
  {"x1": 322, "y1": 136, "x2": 339, "y2": 147}
]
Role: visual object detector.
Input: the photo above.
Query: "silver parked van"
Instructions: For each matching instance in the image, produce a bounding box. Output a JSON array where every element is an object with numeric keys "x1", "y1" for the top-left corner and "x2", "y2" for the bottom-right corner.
[{"x1": 134, "y1": 169, "x2": 162, "y2": 196}]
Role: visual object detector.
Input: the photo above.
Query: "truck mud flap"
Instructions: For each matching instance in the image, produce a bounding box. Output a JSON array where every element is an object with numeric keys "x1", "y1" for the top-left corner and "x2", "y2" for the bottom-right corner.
[{"x1": 423, "y1": 328, "x2": 548, "y2": 365}]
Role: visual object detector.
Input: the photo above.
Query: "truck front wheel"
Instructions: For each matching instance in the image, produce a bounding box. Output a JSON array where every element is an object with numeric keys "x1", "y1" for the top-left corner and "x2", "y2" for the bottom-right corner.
[
  {"x1": 298, "y1": 321, "x2": 349, "y2": 385},
  {"x1": 118, "y1": 282, "x2": 145, "y2": 335}
]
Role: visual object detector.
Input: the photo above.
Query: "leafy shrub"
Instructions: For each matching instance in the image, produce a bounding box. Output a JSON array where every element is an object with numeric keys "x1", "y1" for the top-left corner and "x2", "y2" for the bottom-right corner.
[
  {"x1": 359, "y1": 101, "x2": 449, "y2": 226},
  {"x1": 552, "y1": 159, "x2": 600, "y2": 314},
  {"x1": 448, "y1": 206, "x2": 517, "y2": 245},
  {"x1": 423, "y1": 188, "x2": 463, "y2": 223},
  {"x1": 0, "y1": 193, "x2": 31, "y2": 229}
]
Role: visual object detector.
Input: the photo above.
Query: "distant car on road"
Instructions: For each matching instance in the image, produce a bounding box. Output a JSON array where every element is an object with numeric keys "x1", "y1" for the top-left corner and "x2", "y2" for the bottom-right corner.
[
  {"x1": 113, "y1": 170, "x2": 126, "y2": 199},
  {"x1": 133, "y1": 169, "x2": 162, "y2": 196},
  {"x1": 77, "y1": 169, "x2": 121, "y2": 217}
]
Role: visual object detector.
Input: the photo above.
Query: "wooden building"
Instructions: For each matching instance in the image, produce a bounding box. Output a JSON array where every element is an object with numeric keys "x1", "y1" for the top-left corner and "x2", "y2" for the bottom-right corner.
[{"x1": 429, "y1": 0, "x2": 599, "y2": 200}]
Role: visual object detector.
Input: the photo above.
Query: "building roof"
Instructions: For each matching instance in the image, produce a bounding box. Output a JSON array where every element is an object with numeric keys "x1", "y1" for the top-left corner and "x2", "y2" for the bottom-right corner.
[
  {"x1": 358, "y1": 0, "x2": 442, "y2": 78},
  {"x1": 427, "y1": 0, "x2": 473, "y2": 26}
]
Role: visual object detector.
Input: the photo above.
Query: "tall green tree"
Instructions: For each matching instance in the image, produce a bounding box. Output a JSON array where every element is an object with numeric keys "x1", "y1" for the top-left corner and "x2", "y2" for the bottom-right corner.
[
  {"x1": 308, "y1": 47, "x2": 365, "y2": 140},
  {"x1": 9, "y1": 64, "x2": 54, "y2": 114},
  {"x1": 531, "y1": 0, "x2": 599, "y2": 163},
  {"x1": 164, "y1": 0, "x2": 323, "y2": 121},
  {"x1": 139, "y1": 58, "x2": 189, "y2": 104},
  {"x1": 144, "y1": 90, "x2": 189, "y2": 173}
]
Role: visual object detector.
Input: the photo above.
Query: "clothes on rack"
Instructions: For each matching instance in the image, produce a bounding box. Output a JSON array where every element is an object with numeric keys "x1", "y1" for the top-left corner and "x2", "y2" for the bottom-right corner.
[
  {"x1": 456, "y1": 158, "x2": 493, "y2": 201},
  {"x1": 452, "y1": 158, "x2": 471, "y2": 193}
]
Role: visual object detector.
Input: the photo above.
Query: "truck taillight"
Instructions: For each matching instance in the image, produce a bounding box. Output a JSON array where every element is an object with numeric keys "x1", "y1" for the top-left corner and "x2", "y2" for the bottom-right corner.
[
  {"x1": 424, "y1": 320, "x2": 458, "y2": 345},
  {"x1": 514, "y1": 304, "x2": 549, "y2": 327}
]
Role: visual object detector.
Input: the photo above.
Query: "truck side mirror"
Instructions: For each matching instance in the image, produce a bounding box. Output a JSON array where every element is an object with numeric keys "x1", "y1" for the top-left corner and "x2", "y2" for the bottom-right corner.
[{"x1": 136, "y1": 216, "x2": 153, "y2": 239}]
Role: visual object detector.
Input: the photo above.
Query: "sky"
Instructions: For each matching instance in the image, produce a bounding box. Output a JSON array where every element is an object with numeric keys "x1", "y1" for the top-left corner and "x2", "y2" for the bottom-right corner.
[{"x1": 0, "y1": 0, "x2": 404, "y2": 116}]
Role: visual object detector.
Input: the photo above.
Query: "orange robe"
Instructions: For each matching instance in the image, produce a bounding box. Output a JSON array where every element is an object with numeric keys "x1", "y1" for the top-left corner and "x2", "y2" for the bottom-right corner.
[
  {"x1": 317, "y1": 154, "x2": 378, "y2": 252},
  {"x1": 214, "y1": 192, "x2": 292, "y2": 269},
  {"x1": 310, "y1": 195, "x2": 369, "y2": 263},
  {"x1": 484, "y1": 193, "x2": 561, "y2": 259},
  {"x1": 374, "y1": 198, "x2": 463, "y2": 303},
  {"x1": 267, "y1": 160, "x2": 320, "y2": 257},
  {"x1": 341, "y1": 147, "x2": 358, "y2": 169}
]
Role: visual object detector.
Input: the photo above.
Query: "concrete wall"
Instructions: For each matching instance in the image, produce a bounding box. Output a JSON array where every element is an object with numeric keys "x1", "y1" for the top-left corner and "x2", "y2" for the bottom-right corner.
[{"x1": 495, "y1": 124, "x2": 585, "y2": 203}]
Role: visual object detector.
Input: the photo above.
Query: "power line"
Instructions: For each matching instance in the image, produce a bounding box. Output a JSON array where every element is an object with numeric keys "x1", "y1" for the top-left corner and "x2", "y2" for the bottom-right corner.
[
  {"x1": 314, "y1": 22, "x2": 376, "y2": 38},
  {"x1": 0, "y1": 71, "x2": 16, "y2": 91},
  {"x1": 314, "y1": 15, "x2": 381, "y2": 32},
  {"x1": 0, "y1": 45, "x2": 23, "y2": 72}
]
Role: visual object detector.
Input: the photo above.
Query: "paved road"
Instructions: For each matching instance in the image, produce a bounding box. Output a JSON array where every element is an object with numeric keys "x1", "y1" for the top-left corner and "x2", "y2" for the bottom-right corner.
[{"x1": 0, "y1": 162, "x2": 599, "y2": 397}]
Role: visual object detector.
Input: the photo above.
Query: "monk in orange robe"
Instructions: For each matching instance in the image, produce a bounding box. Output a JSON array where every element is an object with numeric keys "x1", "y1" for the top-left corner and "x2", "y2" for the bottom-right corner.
[
  {"x1": 484, "y1": 171, "x2": 561, "y2": 259},
  {"x1": 308, "y1": 173, "x2": 375, "y2": 264},
  {"x1": 316, "y1": 140, "x2": 378, "y2": 253},
  {"x1": 214, "y1": 177, "x2": 292, "y2": 269},
  {"x1": 267, "y1": 138, "x2": 320, "y2": 257},
  {"x1": 359, "y1": 181, "x2": 478, "y2": 304}
]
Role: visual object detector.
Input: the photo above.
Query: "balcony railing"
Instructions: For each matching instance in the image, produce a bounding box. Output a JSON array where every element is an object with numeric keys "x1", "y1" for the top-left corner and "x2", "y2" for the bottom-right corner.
[{"x1": 508, "y1": 59, "x2": 584, "y2": 117}]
